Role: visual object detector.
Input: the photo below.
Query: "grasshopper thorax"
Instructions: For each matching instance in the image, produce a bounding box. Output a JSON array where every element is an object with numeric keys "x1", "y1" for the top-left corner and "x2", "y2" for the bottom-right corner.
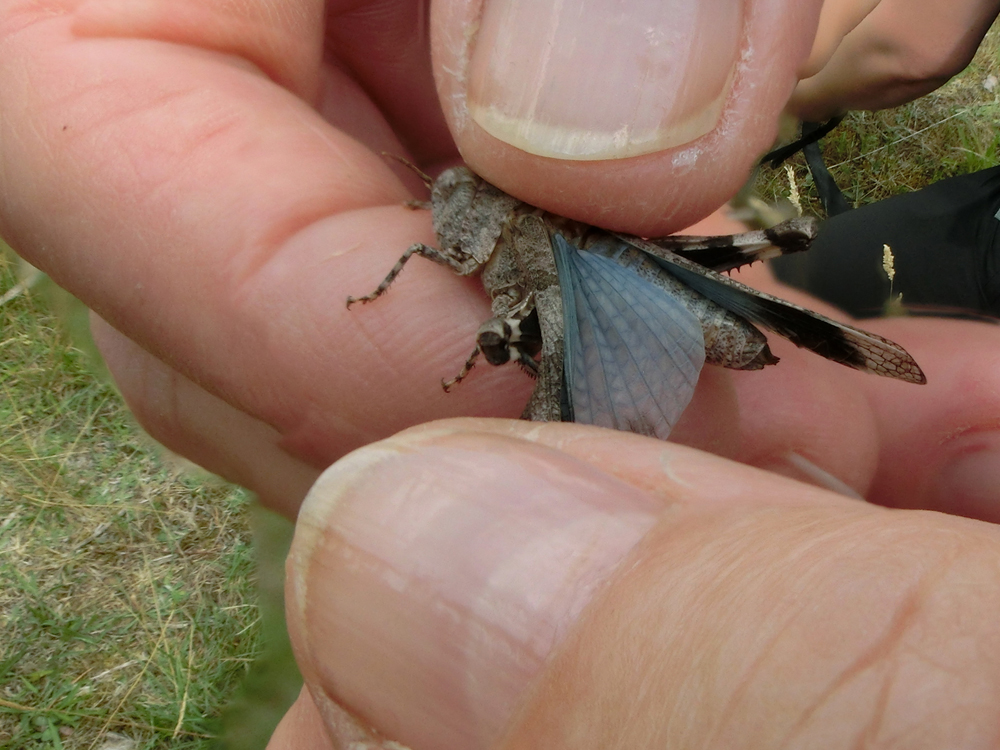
[
  {"x1": 430, "y1": 167, "x2": 524, "y2": 266},
  {"x1": 430, "y1": 167, "x2": 483, "y2": 251}
]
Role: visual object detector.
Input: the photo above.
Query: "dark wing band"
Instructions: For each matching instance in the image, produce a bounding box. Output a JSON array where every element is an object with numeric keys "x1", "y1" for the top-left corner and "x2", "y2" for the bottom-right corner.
[{"x1": 620, "y1": 234, "x2": 926, "y2": 384}]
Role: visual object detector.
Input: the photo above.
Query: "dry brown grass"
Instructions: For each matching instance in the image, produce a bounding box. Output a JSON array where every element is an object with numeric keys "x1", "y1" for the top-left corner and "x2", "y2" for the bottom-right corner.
[
  {"x1": 757, "y1": 21, "x2": 1000, "y2": 212},
  {"x1": 0, "y1": 256, "x2": 265, "y2": 749}
]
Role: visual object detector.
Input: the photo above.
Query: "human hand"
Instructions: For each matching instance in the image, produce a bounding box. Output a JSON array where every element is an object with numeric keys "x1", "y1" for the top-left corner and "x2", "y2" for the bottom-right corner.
[
  {"x1": 2, "y1": 0, "x2": 999, "y2": 523},
  {"x1": 0, "y1": 0, "x2": 817, "y2": 517},
  {"x1": 789, "y1": 0, "x2": 1000, "y2": 120},
  {"x1": 6, "y1": 2, "x2": 1000, "y2": 747},
  {"x1": 271, "y1": 419, "x2": 1000, "y2": 749}
]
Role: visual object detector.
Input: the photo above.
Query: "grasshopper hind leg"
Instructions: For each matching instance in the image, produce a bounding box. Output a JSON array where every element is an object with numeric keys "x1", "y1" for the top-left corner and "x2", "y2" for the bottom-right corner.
[{"x1": 520, "y1": 287, "x2": 565, "y2": 423}]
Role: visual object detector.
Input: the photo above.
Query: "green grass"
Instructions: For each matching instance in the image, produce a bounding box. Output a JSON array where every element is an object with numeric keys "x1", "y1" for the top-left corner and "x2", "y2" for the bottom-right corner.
[
  {"x1": 0, "y1": 252, "x2": 289, "y2": 749},
  {"x1": 756, "y1": 22, "x2": 1000, "y2": 213},
  {"x1": 1, "y1": 17, "x2": 998, "y2": 750}
]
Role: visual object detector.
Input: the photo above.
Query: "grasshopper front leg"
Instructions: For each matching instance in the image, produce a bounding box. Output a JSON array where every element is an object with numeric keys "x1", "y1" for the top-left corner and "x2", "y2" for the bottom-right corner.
[{"x1": 346, "y1": 242, "x2": 484, "y2": 307}]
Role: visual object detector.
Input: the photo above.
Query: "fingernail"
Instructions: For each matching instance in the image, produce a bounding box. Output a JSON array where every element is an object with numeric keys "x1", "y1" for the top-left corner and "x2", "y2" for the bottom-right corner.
[
  {"x1": 287, "y1": 431, "x2": 661, "y2": 750},
  {"x1": 467, "y1": 0, "x2": 743, "y2": 159},
  {"x1": 934, "y1": 433, "x2": 1000, "y2": 522}
]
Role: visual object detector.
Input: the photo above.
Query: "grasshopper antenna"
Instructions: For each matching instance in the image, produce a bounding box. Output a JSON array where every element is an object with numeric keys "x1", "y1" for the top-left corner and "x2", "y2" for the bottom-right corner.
[{"x1": 381, "y1": 152, "x2": 434, "y2": 188}]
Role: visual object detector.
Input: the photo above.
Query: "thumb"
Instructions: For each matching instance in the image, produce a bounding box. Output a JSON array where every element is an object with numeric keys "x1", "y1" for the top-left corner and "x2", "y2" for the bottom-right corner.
[
  {"x1": 430, "y1": 0, "x2": 824, "y2": 234},
  {"x1": 284, "y1": 419, "x2": 1000, "y2": 750},
  {"x1": 285, "y1": 419, "x2": 666, "y2": 748}
]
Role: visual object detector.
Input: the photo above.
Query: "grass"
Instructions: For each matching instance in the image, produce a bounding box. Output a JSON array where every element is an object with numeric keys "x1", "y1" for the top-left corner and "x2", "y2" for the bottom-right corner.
[
  {"x1": 1, "y1": 17, "x2": 998, "y2": 750},
  {"x1": 755, "y1": 21, "x2": 1000, "y2": 213},
  {"x1": 0, "y1": 253, "x2": 298, "y2": 749}
]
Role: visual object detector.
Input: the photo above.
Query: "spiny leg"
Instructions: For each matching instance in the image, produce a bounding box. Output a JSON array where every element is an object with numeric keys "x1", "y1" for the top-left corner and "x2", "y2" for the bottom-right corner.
[
  {"x1": 442, "y1": 347, "x2": 482, "y2": 392},
  {"x1": 346, "y1": 243, "x2": 466, "y2": 308},
  {"x1": 514, "y1": 347, "x2": 540, "y2": 377},
  {"x1": 519, "y1": 287, "x2": 564, "y2": 422},
  {"x1": 442, "y1": 340, "x2": 539, "y2": 393}
]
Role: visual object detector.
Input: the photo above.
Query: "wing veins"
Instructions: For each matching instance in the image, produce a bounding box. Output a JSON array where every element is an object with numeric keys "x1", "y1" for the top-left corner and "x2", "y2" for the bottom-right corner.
[{"x1": 554, "y1": 234, "x2": 705, "y2": 438}]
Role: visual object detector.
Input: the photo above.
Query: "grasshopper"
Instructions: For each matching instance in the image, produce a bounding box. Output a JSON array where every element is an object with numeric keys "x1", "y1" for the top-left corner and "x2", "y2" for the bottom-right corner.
[{"x1": 348, "y1": 164, "x2": 925, "y2": 439}]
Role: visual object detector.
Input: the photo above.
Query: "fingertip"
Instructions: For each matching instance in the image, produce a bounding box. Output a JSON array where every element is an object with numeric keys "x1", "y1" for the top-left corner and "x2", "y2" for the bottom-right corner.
[
  {"x1": 930, "y1": 434, "x2": 1000, "y2": 523},
  {"x1": 266, "y1": 689, "x2": 336, "y2": 750},
  {"x1": 91, "y1": 315, "x2": 320, "y2": 518},
  {"x1": 287, "y1": 423, "x2": 664, "y2": 749},
  {"x1": 431, "y1": 0, "x2": 824, "y2": 234},
  {"x1": 860, "y1": 318, "x2": 1000, "y2": 517}
]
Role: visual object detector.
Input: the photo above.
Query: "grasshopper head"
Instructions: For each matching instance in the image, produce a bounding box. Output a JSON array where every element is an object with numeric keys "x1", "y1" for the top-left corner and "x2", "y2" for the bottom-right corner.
[
  {"x1": 429, "y1": 166, "x2": 482, "y2": 249},
  {"x1": 428, "y1": 167, "x2": 523, "y2": 265}
]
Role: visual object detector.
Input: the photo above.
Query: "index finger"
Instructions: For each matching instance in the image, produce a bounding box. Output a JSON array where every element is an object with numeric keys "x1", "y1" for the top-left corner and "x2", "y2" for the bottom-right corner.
[{"x1": 0, "y1": 1, "x2": 525, "y2": 465}]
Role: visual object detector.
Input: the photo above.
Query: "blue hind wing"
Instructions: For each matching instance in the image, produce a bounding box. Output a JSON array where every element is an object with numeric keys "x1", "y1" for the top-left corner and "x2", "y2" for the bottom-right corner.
[{"x1": 552, "y1": 234, "x2": 705, "y2": 439}]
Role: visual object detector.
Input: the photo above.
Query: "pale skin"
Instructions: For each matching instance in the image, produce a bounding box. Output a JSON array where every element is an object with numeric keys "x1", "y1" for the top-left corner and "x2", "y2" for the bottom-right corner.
[
  {"x1": 2, "y1": 1, "x2": 1000, "y2": 748},
  {"x1": 790, "y1": 0, "x2": 1000, "y2": 119}
]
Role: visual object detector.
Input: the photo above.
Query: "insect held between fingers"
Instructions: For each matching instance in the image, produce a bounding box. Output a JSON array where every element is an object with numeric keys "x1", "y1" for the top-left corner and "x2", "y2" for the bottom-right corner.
[{"x1": 348, "y1": 165, "x2": 926, "y2": 440}]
